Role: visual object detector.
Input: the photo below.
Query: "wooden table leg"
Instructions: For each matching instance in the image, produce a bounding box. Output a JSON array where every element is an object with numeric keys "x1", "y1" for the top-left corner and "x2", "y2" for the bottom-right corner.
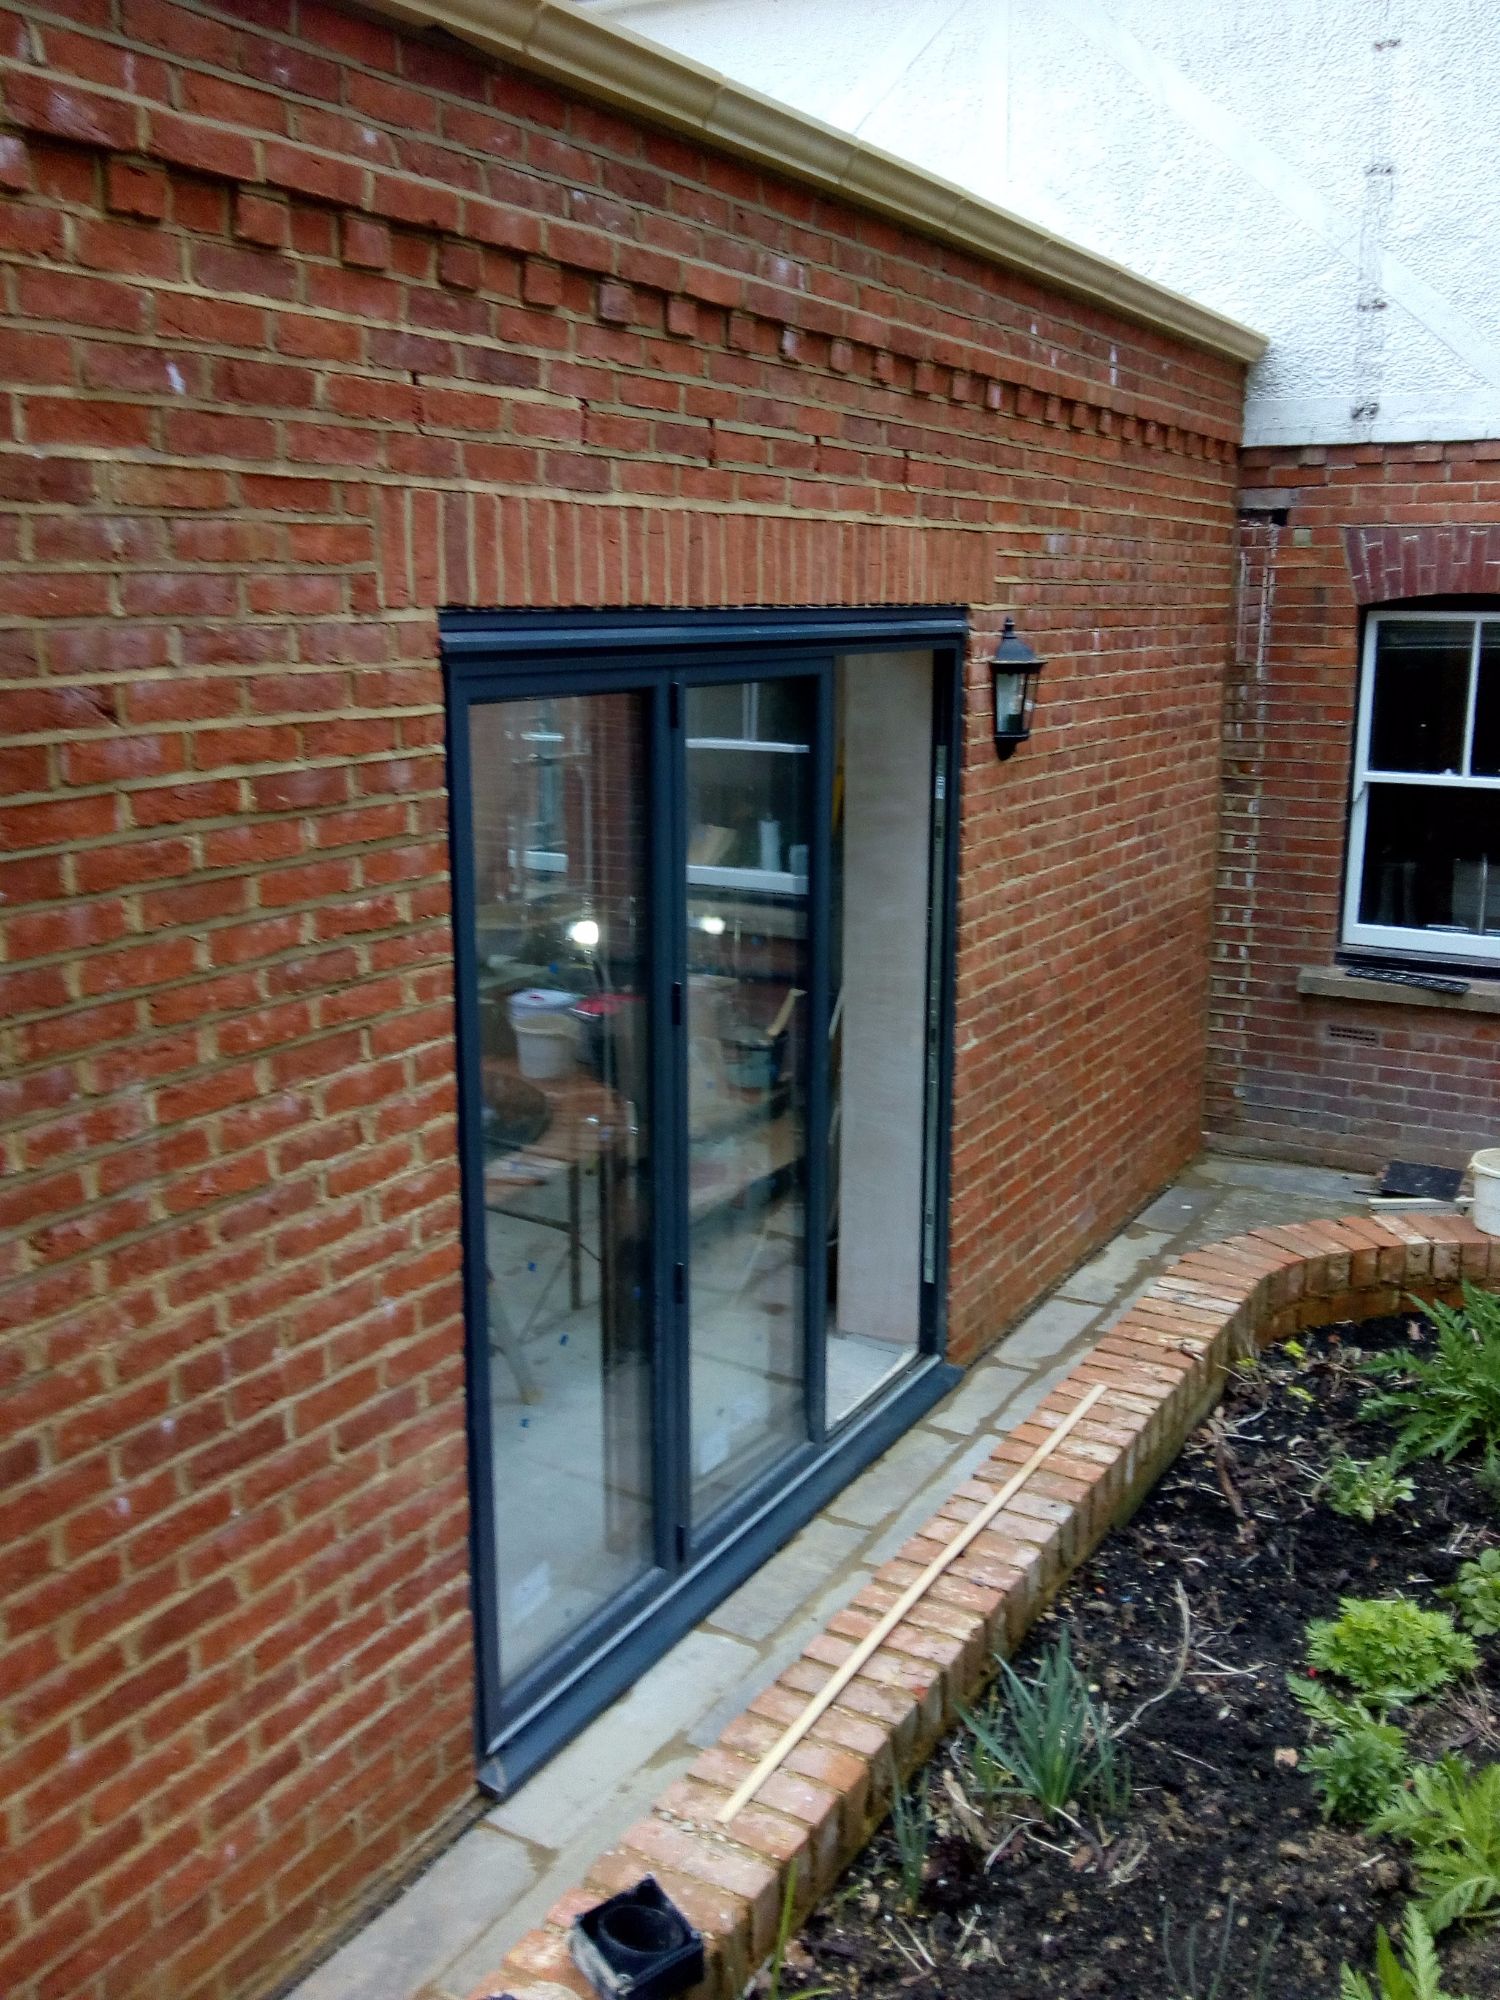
[{"x1": 567, "y1": 1159, "x2": 582, "y2": 1308}]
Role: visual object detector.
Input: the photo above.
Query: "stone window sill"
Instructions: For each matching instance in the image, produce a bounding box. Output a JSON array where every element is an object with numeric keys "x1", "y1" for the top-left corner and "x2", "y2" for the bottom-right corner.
[{"x1": 1297, "y1": 965, "x2": 1500, "y2": 1017}]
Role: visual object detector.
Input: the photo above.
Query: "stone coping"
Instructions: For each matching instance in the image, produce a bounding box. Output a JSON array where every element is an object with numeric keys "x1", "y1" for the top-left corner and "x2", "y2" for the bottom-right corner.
[
  {"x1": 466, "y1": 1213, "x2": 1500, "y2": 2000},
  {"x1": 366, "y1": 1, "x2": 1266, "y2": 364}
]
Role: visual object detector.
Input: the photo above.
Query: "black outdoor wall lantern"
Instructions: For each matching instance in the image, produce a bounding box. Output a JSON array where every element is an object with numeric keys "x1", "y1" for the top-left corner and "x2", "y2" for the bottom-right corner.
[
  {"x1": 991, "y1": 617, "x2": 1045, "y2": 759},
  {"x1": 571, "y1": 1877, "x2": 706, "y2": 2000}
]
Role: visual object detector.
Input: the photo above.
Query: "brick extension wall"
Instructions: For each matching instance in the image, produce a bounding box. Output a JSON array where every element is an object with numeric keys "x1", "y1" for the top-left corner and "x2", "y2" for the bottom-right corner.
[
  {"x1": 0, "y1": 6, "x2": 1242, "y2": 1997},
  {"x1": 1209, "y1": 445, "x2": 1500, "y2": 1170}
]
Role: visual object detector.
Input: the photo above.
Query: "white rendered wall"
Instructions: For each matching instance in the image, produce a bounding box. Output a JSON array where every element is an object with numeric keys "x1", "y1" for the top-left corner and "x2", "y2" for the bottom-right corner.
[{"x1": 585, "y1": 0, "x2": 1500, "y2": 447}]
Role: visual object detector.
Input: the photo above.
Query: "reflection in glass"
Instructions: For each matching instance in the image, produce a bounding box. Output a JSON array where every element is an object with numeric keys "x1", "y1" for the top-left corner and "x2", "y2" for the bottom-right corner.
[
  {"x1": 685, "y1": 679, "x2": 811, "y2": 1522},
  {"x1": 468, "y1": 695, "x2": 653, "y2": 1685},
  {"x1": 825, "y1": 654, "x2": 933, "y2": 1424},
  {"x1": 1369, "y1": 620, "x2": 1472, "y2": 773},
  {"x1": 1474, "y1": 628, "x2": 1500, "y2": 778},
  {"x1": 1359, "y1": 783, "x2": 1500, "y2": 939}
]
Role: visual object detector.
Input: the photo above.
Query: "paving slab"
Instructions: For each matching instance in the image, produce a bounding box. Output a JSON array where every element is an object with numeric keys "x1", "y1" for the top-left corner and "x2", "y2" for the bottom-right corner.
[
  {"x1": 823, "y1": 1422, "x2": 964, "y2": 1528},
  {"x1": 994, "y1": 1295, "x2": 1101, "y2": 1365},
  {"x1": 924, "y1": 1360, "x2": 1031, "y2": 1436},
  {"x1": 1133, "y1": 1182, "x2": 1222, "y2": 1231},
  {"x1": 1057, "y1": 1227, "x2": 1174, "y2": 1304},
  {"x1": 1193, "y1": 1155, "x2": 1373, "y2": 1201},
  {"x1": 706, "y1": 1515, "x2": 869, "y2": 1641},
  {"x1": 484, "y1": 1628, "x2": 757, "y2": 1846},
  {"x1": 291, "y1": 1825, "x2": 538, "y2": 2000},
  {"x1": 862, "y1": 1431, "x2": 1005, "y2": 1567}
]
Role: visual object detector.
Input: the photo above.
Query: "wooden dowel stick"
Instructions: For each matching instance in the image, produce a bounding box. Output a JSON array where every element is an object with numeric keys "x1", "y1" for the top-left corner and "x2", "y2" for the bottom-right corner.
[{"x1": 716, "y1": 1380, "x2": 1107, "y2": 1824}]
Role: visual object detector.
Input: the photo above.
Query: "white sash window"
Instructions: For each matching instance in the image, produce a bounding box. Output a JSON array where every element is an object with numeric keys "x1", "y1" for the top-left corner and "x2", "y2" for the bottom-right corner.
[{"x1": 1344, "y1": 610, "x2": 1500, "y2": 965}]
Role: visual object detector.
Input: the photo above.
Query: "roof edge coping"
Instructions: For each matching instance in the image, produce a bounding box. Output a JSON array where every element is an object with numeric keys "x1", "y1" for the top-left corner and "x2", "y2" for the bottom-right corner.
[{"x1": 368, "y1": 0, "x2": 1268, "y2": 365}]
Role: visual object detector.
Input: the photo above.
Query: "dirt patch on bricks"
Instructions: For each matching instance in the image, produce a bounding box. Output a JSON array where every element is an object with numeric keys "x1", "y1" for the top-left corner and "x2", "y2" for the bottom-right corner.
[{"x1": 777, "y1": 1313, "x2": 1500, "y2": 1999}]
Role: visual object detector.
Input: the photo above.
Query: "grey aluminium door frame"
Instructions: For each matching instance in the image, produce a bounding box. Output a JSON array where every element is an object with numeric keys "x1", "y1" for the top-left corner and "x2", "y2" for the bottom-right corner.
[{"x1": 442, "y1": 606, "x2": 967, "y2": 1795}]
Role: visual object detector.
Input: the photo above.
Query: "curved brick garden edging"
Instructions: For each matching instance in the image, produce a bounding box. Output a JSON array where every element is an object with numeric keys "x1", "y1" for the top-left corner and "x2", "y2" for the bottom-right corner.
[{"x1": 469, "y1": 1212, "x2": 1500, "y2": 2000}]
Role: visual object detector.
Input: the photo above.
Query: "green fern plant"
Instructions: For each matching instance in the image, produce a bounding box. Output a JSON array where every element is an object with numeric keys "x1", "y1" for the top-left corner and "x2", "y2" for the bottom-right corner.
[
  {"x1": 1374, "y1": 1758, "x2": 1500, "y2": 1933},
  {"x1": 1323, "y1": 1451, "x2": 1416, "y2": 1524},
  {"x1": 1339, "y1": 1908, "x2": 1472, "y2": 2000},
  {"x1": 1293, "y1": 1681, "x2": 1409, "y2": 1823},
  {"x1": 1362, "y1": 1285, "x2": 1500, "y2": 1464},
  {"x1": 1307, "y1": 1597, "x2": 1478, "y2": 1705},
  {"x1": 1440, "y1": 1549, "x2": 1500, "y2": 1636}
]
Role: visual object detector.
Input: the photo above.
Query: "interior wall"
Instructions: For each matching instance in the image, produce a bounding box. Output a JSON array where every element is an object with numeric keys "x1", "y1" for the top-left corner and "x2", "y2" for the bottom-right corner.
[{"x1": 836, "y1": 651, "x2": 933, "y2": 1343}]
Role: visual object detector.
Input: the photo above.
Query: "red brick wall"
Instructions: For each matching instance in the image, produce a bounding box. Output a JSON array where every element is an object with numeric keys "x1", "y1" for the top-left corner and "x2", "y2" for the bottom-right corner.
[
  {"x1": 1208, "y1": 444, "x2": 1500, "y2": 1169},
  {"x1": 0, "y1": 5, "x2": 1242, "y2": 1996}
]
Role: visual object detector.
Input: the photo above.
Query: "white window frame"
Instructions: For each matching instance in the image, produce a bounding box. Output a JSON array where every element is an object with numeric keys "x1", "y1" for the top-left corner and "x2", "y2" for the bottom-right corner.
[{"x1": 1342, "y1": 607, "x2": 1500, "y2": 967}]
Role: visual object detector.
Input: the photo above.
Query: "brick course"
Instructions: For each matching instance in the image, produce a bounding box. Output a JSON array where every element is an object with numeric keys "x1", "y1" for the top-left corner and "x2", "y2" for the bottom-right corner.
[
  {"x1": 1, "y1": 5, "x2": 1243, "y2": 1997},
  {"x1": 1210, "y1": 446, "x2": 1500, "y2": 1169},
  {"x1": 473, "y1": 1212, "x2": 1500, "y2": 2000}
]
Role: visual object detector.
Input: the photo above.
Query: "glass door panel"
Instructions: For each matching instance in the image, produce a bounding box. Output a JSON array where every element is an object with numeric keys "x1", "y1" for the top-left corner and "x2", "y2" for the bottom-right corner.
[
  {"x1": 467, "y1": 693, "x2": 655, "y2": 1686},
  {"x1": 825, "y1": 653, "x2": 935, "y2": 1423},
  {"x1": 684, "y1": 677, "x2": 814, "y2": 1522}
]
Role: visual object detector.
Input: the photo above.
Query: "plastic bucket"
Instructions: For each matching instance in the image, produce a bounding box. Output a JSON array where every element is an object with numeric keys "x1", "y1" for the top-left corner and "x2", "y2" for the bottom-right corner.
[
  {"x1": 507, "y1": 986, "x2": 575, "y2": 1022},
  {"x1": 513, "y1": 1014, "x2": 576, "y2": 1080},
  {"x1": 1472, "y1": 1149, "x2": 1500, "y2": 1236}
]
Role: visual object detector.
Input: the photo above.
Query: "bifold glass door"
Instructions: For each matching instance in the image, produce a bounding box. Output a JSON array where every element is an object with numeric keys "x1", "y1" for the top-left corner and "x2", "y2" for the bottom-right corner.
[{"x1": 445, "y1": 617, "x2": 963, "y2": 1791}]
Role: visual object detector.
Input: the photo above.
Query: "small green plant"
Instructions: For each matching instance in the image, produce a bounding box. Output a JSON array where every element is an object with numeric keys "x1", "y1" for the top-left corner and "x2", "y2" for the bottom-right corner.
[
  {"x1": 959, "y1": 1629, "x2": 1129, "y2": 1822},
  {"x1": 1363, "y1": 1285, "x2": 1500, "y2": 1464},
  {"x1": 1307, "y1": 1597, "x2": 1478, "y2": 1705},
  {"x1": 1323, "y1": 1451, "x2": 1416, "y2": 1524},
  {"x1": 886, "y1": 1766, "x2": 932, "y2": 1912},
  {"x1": 1374, "y1": 1758, "x2": 1500, "y2": 1933},
  {"x1": 1161, "y1": 1896, "x2": 1280, "y2": 1999},
  {"x1": 762, "y1": 1870, "x2": 834, "y2": 2000},
  {"x1": 1339, "y1": 1908, "x2": 1472, "y2": 2000},
  {"x1": 1476, "y1": 1445, "x2": 1500, "y2": 1515},
  {"x1": 1441, "y1": 1549, "x2": 1500, "y2": 1636},
  {"x1": 1293, "y1": 1681, "x2": 1410, "y2": 1823},
  {"x1": 962, "y1": 1698, "x2": 1012, "y2": 1812}
]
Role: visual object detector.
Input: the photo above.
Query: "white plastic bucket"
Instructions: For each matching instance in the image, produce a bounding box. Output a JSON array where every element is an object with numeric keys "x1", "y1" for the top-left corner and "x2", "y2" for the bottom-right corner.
[
  {"x1": 513, "y1": 1014, "x2": 577, "y2": 1081},
  {"x1": 507, "y1": 986, "x2": 575, "y2": 1022},
  {"x1": 1472, "y1": 1149, "x2": 1500, "y2": 1236}
]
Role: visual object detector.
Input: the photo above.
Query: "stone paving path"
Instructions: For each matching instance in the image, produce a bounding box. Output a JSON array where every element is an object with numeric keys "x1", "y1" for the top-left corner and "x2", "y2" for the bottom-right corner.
[{"x1": 286, "y1": 1151, "x2": 1376, "y2": 2000}]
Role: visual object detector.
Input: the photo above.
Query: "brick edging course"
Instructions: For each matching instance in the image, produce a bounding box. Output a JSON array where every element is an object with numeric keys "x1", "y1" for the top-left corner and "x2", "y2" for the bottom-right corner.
[{"x1": 468, "y1": 1212, "x2": 1500, "y2": 2000}]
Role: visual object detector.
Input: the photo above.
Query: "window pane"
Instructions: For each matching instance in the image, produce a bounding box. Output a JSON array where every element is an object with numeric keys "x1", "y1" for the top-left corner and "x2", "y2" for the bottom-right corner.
[
  {"x1": 468, "y1": 694, "x2": 655, "y2": 1687},
  {"x1": 684, "y1": 681, "x2": 745, "y2": 741},
  {"x1": 1474, "y1": 626, "x2": 1500, "y2": 778},
  {"x1": 825, "y1": 653, "x2": 933, "y2": 1425},
  {"x1": 685, "y1": 679, "x2": 812, "y2": 1525},
  {"x1": 1368, "y1": 620, "x2": 1472, "y2": 773},
  {"x1": 1358, "y1": 782, "x2": 1500, "y2": 937}
]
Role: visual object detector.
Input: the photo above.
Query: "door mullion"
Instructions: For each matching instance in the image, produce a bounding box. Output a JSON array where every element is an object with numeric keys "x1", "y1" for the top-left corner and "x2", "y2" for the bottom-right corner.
[
  {"x1": 804, "y1": 663, "x2": 834, "y2": 1445},
  {"x1": 656, "y1": 677, "x2": 694, "y2": 1570}
]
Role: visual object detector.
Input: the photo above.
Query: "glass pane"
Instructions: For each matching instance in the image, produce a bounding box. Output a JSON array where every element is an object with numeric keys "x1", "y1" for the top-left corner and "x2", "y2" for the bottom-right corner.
[
  {"x1": 685, "y1": 680, "x2": 745, "y2": 742},
  {"x1": 685, "y1": 679, "x2": 811, "y2": 1522},
  {"x1": 468, "y1": 694, "x2": 654, "y2": 1686},
  {"x1": 1368, "y1": 620, "x2": 1472, "y2": 773},
  {"x1": 1358, "y1": 783, "x2": 1500, "y2": 937},
  {"x1": 826, "y1": 654, "x2": 933, "y2": 1425},
  {"x1": 1474, "y1": 626, "x2": 1500, "y2": 777}
]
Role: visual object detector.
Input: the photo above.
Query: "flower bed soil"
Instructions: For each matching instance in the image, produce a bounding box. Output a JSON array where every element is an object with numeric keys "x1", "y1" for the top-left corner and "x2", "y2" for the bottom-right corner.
[{"x1": 783, "y1": 1313, "x2": 1500, "y2": 1999}]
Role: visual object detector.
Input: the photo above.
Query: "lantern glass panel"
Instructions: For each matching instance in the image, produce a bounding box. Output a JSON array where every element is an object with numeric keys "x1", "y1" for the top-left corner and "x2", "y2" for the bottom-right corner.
[{"x1": 994, "y1": 670, "x2": 1028, "y2": 737}]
